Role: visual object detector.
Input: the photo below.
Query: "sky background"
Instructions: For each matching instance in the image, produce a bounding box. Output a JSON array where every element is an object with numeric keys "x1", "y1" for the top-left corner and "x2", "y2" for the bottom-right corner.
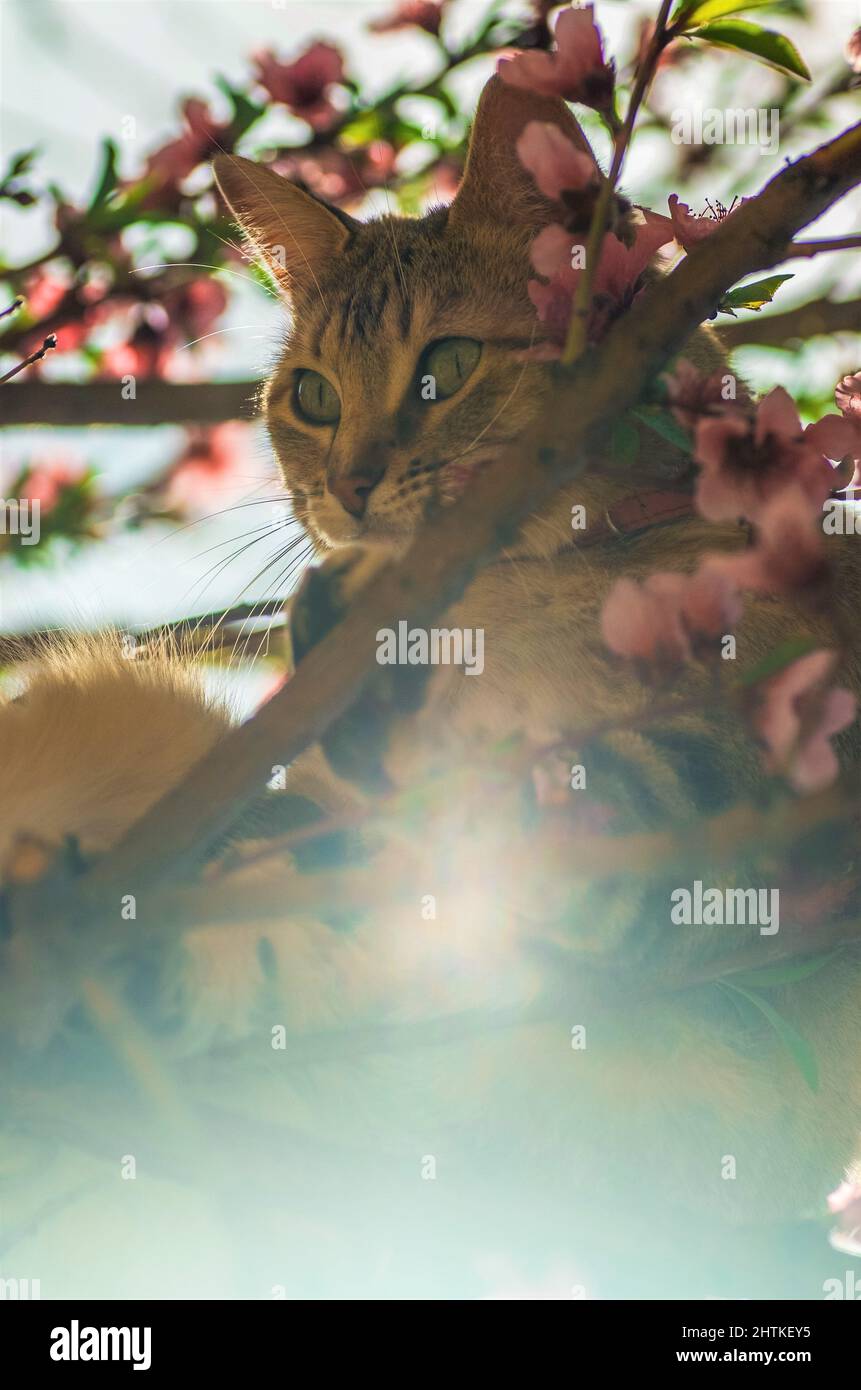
[{"x1": 1, "y1": 0, "x2": 859, "y2": 638}]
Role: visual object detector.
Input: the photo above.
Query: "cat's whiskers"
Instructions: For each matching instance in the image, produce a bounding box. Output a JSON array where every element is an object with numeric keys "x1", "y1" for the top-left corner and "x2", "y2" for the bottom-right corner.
[
  {"x1": 164, "y1": 492, "x2": 297, "y2": 541},
  {"x1": 175, "y1": 324, "x2": 272, "y2": 353},
  {"x1": 130, "y1": 262, "x2": 281, "y2": 304},
  {"x1": 184, "y1": 528, "x2": 310, "y2": 667},
  {"x1": 185, "y1": 520, "x2": 286, "y2": 566},
  {"x1": 179, "y1": 526, "x2": 290, "y2": 619},
  {"x1": 223, "y1": 536, "x2": 314, "y2": 673}
]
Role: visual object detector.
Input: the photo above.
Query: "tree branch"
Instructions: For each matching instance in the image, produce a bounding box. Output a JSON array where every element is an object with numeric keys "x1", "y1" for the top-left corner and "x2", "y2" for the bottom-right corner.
[
  {"x1": 3, "y1": 118, "x2": 861, "y2": 1014},
  {"x1": 0, "y1": 602, "x2": 288, "y2": 667},
  {"x1": 716, "y1": 294, "x2": 861, "y2": 349},
  {"x1": 0, "y1": 380, "x2": 260, "y2": 426},
  {"x1": 785, "y1": 235, "x2": 861, "y2": 258}
]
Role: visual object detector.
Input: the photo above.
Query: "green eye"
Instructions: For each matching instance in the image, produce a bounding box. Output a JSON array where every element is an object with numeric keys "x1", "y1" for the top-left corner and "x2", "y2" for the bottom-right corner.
[
  {"x1": 422, "y1": 338, "x2": 481, "y2": 400},
  {"x1": 295, "y1": 369, "x2": 340, "y2": 425}
]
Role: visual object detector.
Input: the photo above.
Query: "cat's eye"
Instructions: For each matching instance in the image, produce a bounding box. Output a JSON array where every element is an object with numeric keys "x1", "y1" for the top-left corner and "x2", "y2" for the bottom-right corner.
[
  {"x1": 294, "y1": 369, "x2": 341, "y2": 425},
  {"x1": 422, "y1": 338, "x2": 481, "y2": 400}
]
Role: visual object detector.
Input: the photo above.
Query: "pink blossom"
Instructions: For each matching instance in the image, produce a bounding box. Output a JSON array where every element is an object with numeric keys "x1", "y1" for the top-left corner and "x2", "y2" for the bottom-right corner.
[
  {"x1": 516, "y1": 121, "x2": 598, "y2": 203},
  {"x1": 369, "y1": 1, "x2": 445, "y2": 36},
  {"x1": 704, "y1": 487, "x2": 828, "y2": 596},
  {"x1": 164, "y1": 278, "x2": 229, "y2": 342},
  {"x1": 665, "y1": 359, "x2": 750, "y2": 430},
  {"x1": 693, "y1": 388, "x2": 846, "y2": 524},
  {"x1": 755, "y1": 649, "x2": 856, "y2": 794},
  {"x1": 23, "y1": 267, "x2": 70, "y2": 320},
  {"x1": 276, "y1": 142, "x2": 396, "y2": 207},
  {"x1": 99, "y1": 322, "x2": 168, "y2": 381},
  {"x1": 528, "y1": 213, "x2": 674, "y2": 347},
  {"x1": 50, "y1": 321, "x2": 90, "y2": 353},
  {"x1": 499, "y1": 5, "x2": 615, "y2": 114},
  {"x1": 591, "y1": 213, "x2": 674, "y2": 310},
  {"x1": 666, "y1": 193, "x2": 748, "y2": 251},
  {"x1": 602, "y1": 577, "x2": 687, "y2": 662},
  {"x1": 827, "y1": 1180, "x2": 861, "y2": 1257},
  {"x1": 143, "y1": 98, "x2": 228, "y2": 197},
  {"x1": 835, "y1": 370, "x2": 861, "y2": 419},
  {"x1": 601, "y1": 564, "x2": 740, "y2": 664},
  {"x1": 165, "y1": 423, "x2": 257, "y2": 517},
  {"x1": 18, "y1": 455, "x2": 87, "y2": 512},
  {"x1": 833, "y1": 371, "x2": 861, "y2": 495},
  {"x1": 253, "y1": 43, "x2": 344, "y2": 130},
  {"x1": 846, "y1": 27, "x2": 861, "y2": 73}
]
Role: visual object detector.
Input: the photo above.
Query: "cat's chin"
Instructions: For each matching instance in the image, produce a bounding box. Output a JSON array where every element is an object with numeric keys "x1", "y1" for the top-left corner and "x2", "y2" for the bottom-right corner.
[{"x1": 311, "y1": 519, "x2": 413, "y2": 559}]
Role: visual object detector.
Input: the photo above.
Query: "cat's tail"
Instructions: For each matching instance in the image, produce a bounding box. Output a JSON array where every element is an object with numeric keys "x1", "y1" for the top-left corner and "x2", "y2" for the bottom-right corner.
[{"x1": 0, "y1": 632, "x2": 231, "y2": 863}]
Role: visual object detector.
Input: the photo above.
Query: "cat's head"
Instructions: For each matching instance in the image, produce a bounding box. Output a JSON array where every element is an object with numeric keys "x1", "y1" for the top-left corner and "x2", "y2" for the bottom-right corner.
[{"x1": 214, "y1": 77, "x2": 593, "y2": 553}]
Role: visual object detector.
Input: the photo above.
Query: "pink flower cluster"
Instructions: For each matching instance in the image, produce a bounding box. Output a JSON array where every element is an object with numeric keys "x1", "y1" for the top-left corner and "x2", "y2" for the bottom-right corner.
[
  {"x1": 499, "y1": 5, "x2": 615, "y2": 116},
  {"x1": 274, "y1": 142, "x2": 397, "y2": 208},
  {"x1": 143, "y1": 99, "x2": 231, "y2": 208},
  {"x1": 600, "y1": 367, "x2": 861, "y2": 793},
  {"x1": 369, "y1": 1, "x2": 446, "y2": 37},
  {"x1": 516, "y1": 120, "x2": 674, "y2": 349},
  {"x1": 601, "y1": 566, "x2": 740, "y2": 665},
  {"x1": 99, "y1": 278, "x2": 228, "y2": 381},
  {"x1": 253, "y1": 42, "x2": 345, "y2": 131},
  {"x1": 162, "y1": 422, "x2": 257, "y2": 517}
]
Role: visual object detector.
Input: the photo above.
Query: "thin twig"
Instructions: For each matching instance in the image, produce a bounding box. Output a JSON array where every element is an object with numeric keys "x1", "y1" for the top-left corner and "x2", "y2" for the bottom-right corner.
[
  {"x1": 717, "y1": 295, "x2": 861, "y2": 349},
  {"x1": 784, "y1": 235, "x2": 861, "y2": 259},
  {"x1": 0, "y1": 333, "x2": 57, "y2": 385},
  {"x1": 562, "y1": 0, "x2": 675, "y2": 365}
]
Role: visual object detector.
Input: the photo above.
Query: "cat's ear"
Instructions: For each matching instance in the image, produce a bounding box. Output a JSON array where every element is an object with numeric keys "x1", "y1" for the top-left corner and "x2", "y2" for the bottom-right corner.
[
  {"x1": 448, "y1": 74, "x2": 595, "y2": 230},
  {"x1": 213, "y1": 154, "x2": 358, "y2": 298}
]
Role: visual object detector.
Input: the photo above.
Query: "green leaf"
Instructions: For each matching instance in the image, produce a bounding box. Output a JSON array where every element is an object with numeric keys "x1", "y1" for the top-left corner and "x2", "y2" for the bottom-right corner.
[
  {"x1": 87, "y1": 138, "x2": 119, "y2": 213},
  {"x1": 690, "y1": 19, "x2": 811, "y2": 79},
  {"x1": 735, "y1": 635, "x2": 819, "y2": 687},
  {"x1": 718, "y1": 273, "x2": 794, "y2": 315},
  {"x1": 721, "y1": 983, "x2": 819, "y2": 1091},
  {"x1": 631, "y1": 405, "x2": 692, "y2": 454},
  {"x1": 214, "y1": 75, "x2": 264, "y2": 136},
  {"x1": 672, "y1": 0, "x2": 777, "y2": 30},
  {"x1": 5, "y1": 148, "x2": 39, "y2": 180},
  {"x1": 339, "y1": 109, "x2": 385, "y2": 148}
]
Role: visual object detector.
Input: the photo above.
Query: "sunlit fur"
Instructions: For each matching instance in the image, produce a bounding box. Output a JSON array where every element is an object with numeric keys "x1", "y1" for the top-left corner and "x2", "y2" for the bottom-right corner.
[{"x1": 2, "y1": 79, "x2": 860, "y2": 1295}]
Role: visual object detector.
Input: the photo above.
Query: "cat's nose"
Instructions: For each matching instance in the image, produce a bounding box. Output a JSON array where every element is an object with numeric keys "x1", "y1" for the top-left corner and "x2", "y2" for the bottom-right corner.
[{"x1": 329, "y1": 469, "x2": 382, "y2": 519}]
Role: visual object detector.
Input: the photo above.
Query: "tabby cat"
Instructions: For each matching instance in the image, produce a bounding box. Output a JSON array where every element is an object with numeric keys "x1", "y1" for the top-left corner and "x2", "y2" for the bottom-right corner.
[{"x1": 1, "y1": 76, "x2": 859, "y2": 1298}]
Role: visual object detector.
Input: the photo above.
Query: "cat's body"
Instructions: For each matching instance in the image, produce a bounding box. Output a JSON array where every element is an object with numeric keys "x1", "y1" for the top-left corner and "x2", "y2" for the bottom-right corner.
[{"x1": 1, "y1": 78, "x2": 859, "y2": 1297}]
